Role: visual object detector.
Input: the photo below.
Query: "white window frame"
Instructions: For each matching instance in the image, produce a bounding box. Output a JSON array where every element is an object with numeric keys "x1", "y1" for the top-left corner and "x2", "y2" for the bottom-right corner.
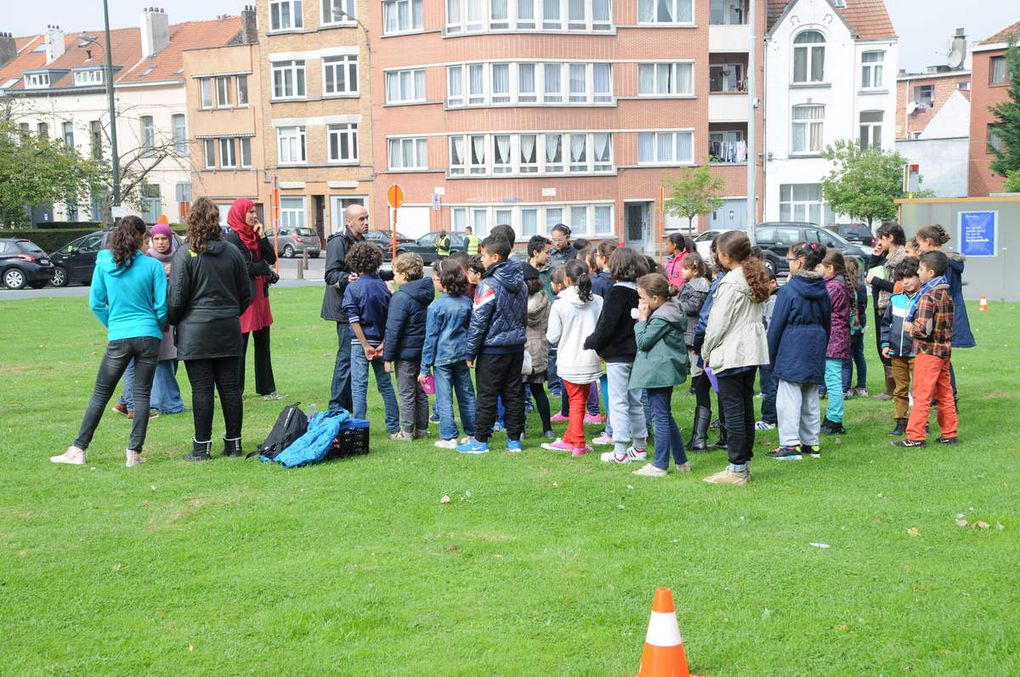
[
  {"x1": 323, "y1": 55, "x2": 359, "y2": 96},
  {"x1": 327, "y1": 123, "x2": 359, "y2": 164},
  {"x1": 636, "y1": 130, "x2": 694, "y2": 165},
  {"x1": 990, "y1": 56, "x2": 1008, "y2": 85},
  {"x1": 140, "y1": 116, "x2": 156, "y2": 157},
  {"x1": 637, "y1": 0, "x2": 693, "y2": 25},
  {"x1": 638, "y1": 61, "x2": 694, "y2": 96},
  {"x1": 269, "y1": 0, "x2": 304, "y2": 31},
  {"x1": 172, "y1": 114, "x2": 187, "y2": 155},
  {"x1": 277, "y1": 126, "x2": 307, "y2": 165},
  {"x1": 793, "y1": 30, "x2": 826, "y2": 84},
  {"x1": 388, "y1": 136, "x2": 429, "y2": 170},
  {"x1": 272, "y1": 60, "x2": 306, "y2": 100},
  {"x1": 447, "y1": 61, "x2": 612, "y2": 107},
  {"x1": 280, "y1": 197, "x2": 307, "y2": 229},
  {"x1": 859, "y1": 111, "x2": 883, "y2": 150},
  {"x1": 385, "y1": 68, "x2": 426, "y2": 104},
  {"x1": 791, "y1": 104, "x2": 824, "y2": 154},
  {"x1": 200, "y1": 78, "x2": 213, "y2": 108},
  {"x1": 237, "y1": 75, "x2": 249, "y2": 106},
  {"x1": 447, "y1": 132, "x2": 613, "y2": 176},
  {"x1": 24, "y1": 72, "x2": 50, "y2": 88},
  {"x1": 383, "y1": 0, "x2": 424, "y2": 33},
  {"x1": 779, "y1": 184, "x2": 824, "y2": 224},
  {"x1": 239, "y1": 137, "x2": 252, "y2": 167},
  {"x1": 62, "y1": 121, "x2": 74, "y2": 148},
  {"x1": 73, "y1": 69, "x2": 104, "y2": 87},
  {"x1": 219, "y1": 138, "x2": 237, "y2": 168},
  {"x1": 446, "y1": 0, "x2": 612, "y2": 33},
  {"x1": 216, "y1": 76, "x2": 232, "y2": 108},
  {"x1": 321, "y1": 0, "x2": 357, "y2": 25},
  {"x1": 204, "y1": 139, "x2": 216, "y2": 169},
  {"x1": 861, "y1": 51, "x2": 884, "y2": 90}
]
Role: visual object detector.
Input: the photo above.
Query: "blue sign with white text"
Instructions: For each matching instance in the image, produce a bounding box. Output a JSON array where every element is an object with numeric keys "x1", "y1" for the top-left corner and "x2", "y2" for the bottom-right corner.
[{"x1": 958, "y1": 211, "x2": 997, "y2": 257}]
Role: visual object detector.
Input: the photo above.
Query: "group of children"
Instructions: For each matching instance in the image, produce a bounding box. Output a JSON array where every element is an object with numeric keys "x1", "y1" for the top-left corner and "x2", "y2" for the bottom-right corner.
[{"x1": 340, "y1": 221, "x2": 965, "y2": 487}]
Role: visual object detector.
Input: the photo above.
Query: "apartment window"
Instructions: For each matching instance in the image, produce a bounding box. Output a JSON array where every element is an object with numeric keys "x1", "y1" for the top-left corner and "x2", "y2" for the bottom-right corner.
[
  {"x1": 37, "y1": 122, "x2": 48, "y2": 138},
  {"x1": 793, "y1": 30, "x2": 825, "y2": 83},
  {"x1": 204, "y1": 139, "x2": 216, "y2": 168},
  {"x1": 449, "y1": 132, "x2": 613, "y2": 175},
  {"x1": 861, "y1": 51, "x2": 884, "y2": 89},
  {"x1": 544, "y1": 63, "x2": 562, "y2": 102},
  {"x1": 269, "y1": 0, "x2": 304, "y2": 30},
  {"x1": 450, "y1": 135, "x2": 466, "y2": 173},
  {"x1": 215, "y1": 76, "x2": 232, "y2": 107},
  {"x1": 272, "y1": 60, "x2": 306, "y2": 99},
  {"x1": 859, "y1": 111, "x2": 882, "y2": 149},
  {"x1": 593, "y1": 132, "x2": 612, "y2": 171},
  {"x1": 448, "y1": 65, "x2": 464, "y2": 106},
  {"x1": 913, "y1": 84, "x2": 934, "y2": 108},
  {"x1": 172, "y1": 114, "x2": 186, "y2": 155},
  {"x1": 447, "y1": 62, "x2": 612, "y2": 106},
  {"x1": 237, "y1": 76, "x2": 249, "y2": 106},
  {"x1": 594, "y1": 204, "x2": 612, "y2": 234},
  {"x1": 277, "y1": 126, "x2": 307, "y2": 164},
  {"x1": 141, "y1": 116, "x2": 155, "y2": 156},
  {"x1": 469, "y1": 134, "x2": 486, "y2": 174},
  {"x1": 791, "y1": 104, "x2": 824, "y2": 153},
  {"x1": 389, "y1": 137, "x2": 429, "y2": 169},
  {"x1": 779, "y1": 184, "x2": 823, "y2": 224},
  {"x1": 545, "y1": 134, "x2": 563, "y2": 172},
  {"x1": 447, "y1": 0, "x2": 611, "y2": 32},
  {"x1": 491, "y1": 0, "x2": 510, "y2": 29},
  {"x1": 322, "y1": 0, "x2": 356, "y2": 24},
  {"x1": 90, "y1": 120, "x2": 102, "y2": 159},
  {"x1": 638, "y1": 0, "x2": 693, "y2": 24},
  {"x1": 385, "y1": 68, "x2": 426, "y2": 103},
  {"x1": 492, "y1": 63, "x2": 511, "y2": 103},
  {"x1": 280, "y1": 197, "x2": 306, "y2": 228},
  {"x1": 988, "y1": 125, "x2": 1005, "y2": 153},
  {"x1": 519, "y1": 63, "x2": 537, "y2": 102},
  {"x1": 328, "y1": 123, "x2": 359, "y2": 163},
  {"x1": 709, "y1": 61, "x2": 745, "y2": 92},
  {"x1": 24, "y1": 72, "x2": 50, "y2": 88},
  {"x1": 384, "y1": 0, "x2": 423, "y2": 32},
  {"x1": 62, "y1": 121, "x2": 74, "y2": 147},
  {"x1": 989, "y1": 56, "x2": 1007, "y2": 85},
  {"x1": 200, "y1": 78, "x2": 213, "y2": 108},
  {"x1": 637, "y1": 131, "x2": 694, "y2": 165},
  {"x1": 639, "y1": 62, "x2": 693, "y2": 96},
  {"x1": 709, "y1": 129, "x2": 745, "y2": 162},
  {"x1": 323, "y1": 55, "x2": 358, "y2": 95},
  {"x1": 220, "y1": 138, "x2": 236, "y2": 168},
  {"x1": 493, "y1": 135, "x2": 512, "y2": 173},
  {"x1": 73, "y1": 69, "x2": 104, "y2": 86},
  {"x1": 468, "y1": 64, "x2": 485, "y2": 104},
  {"x1": 710, "y1": 0, "x2": 745, "y2": 24},
  {"x1": 520, "y1": 133, "x2": 538, "y2": 172},
  {"x1": 239, "y1": 138, "x2": 252, "y2": 167}
]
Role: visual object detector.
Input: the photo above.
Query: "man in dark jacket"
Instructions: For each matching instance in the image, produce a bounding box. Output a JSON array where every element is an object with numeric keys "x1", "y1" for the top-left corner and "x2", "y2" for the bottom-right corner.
[{"x1": 458, "y1": 235, "x2": 528, "y2": 454}]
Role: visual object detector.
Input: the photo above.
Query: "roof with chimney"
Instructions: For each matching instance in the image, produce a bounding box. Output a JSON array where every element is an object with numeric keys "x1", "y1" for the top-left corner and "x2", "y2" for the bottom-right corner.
[
  {"x1": 767, "y1": 0, "x2": 897, "y2": 40},
  {"x1": 978, "y1": 20, "x2": 1020, "y2": 46},
  {"x1": 0, "y1": 16, "x2": 242, "y2": 94}
]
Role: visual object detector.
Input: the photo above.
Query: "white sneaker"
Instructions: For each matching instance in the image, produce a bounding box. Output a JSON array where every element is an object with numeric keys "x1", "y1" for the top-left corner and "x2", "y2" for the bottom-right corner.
[
  {"x1": 125, "y1": 450, "x2": 146, "y2": 467},
  {"x1": 434, "y1": 438, "x2": 458, "y2": 449},
  {"x1": 755, "y1": 421, "x2": 776, "y2": 431},
  {"x1": 632, "y1": 463, "x2": 668, "y2": 477},
  {"x1": 627, "y1": 447, "x2": 648, "y2": 462},
  {"x1": 600, "y1": 450, "x2": 630, "y2": 463},
  {"x1": 51, "y1": 446, "x2": 86, "y2": 465},
  {"x1": 591, "y1": 433, "x2": 614, "y2": 446}
]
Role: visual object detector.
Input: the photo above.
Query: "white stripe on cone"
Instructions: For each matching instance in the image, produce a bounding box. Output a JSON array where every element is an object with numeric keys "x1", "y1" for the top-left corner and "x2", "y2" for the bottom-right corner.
[{"x1": 644, "y1": 611, "x2": 683, "y2": 647}]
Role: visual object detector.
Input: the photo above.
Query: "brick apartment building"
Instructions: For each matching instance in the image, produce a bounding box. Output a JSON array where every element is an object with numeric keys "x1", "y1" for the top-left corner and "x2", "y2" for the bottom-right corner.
[
  {"x1": 368, "y1": 0, "x2": 766, "y2": 248},
  {"x1": 896, "y1": 69, "x2": 970, "y2": 141},
  {"x1": 969, "y1": 21, "x2": 1020, "y2": 197}
]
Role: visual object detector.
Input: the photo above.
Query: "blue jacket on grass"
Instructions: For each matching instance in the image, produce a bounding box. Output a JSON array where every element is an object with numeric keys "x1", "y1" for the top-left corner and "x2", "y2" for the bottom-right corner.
[
  {"x1": 89, "y1": 249, "x2": 168, "y2": 341},
  {"x1": 383, "y1": 276, "x2": 434, "y2": 362},
  {"x1": 766, "y1": 270, "x2": 831, "y2": 385}
]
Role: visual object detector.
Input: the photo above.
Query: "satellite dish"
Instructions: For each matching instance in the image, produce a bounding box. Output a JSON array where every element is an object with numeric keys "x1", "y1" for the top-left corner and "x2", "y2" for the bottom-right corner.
[
  {"x1": 947, "y1": 48, "x2": 965, "y2": 69},
  {"x1": 907, "y1": 101, "x2": 919, "y2": 115}
]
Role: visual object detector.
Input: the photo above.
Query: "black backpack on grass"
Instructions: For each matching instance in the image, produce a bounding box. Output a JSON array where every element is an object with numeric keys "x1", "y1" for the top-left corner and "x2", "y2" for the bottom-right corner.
[{"x1": 251, "y1": 403, "x2": 308, "y2": 459}]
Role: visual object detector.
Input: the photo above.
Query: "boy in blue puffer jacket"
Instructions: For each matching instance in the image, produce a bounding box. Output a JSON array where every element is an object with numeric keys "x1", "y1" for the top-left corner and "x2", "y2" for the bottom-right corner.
[
  {"x1": 384, "y1": 253, "x2": 434, "y2": 441},
  {"x1": 458, "y1": 235, "x2": 528, "y2": 454},
  {"x1": 880, "y1": 257, "x2": 920, "y2": 437}
]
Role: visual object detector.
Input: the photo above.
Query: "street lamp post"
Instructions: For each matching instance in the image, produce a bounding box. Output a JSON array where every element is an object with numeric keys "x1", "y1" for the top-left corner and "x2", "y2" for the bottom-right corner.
[{"x1": 102, "y1": 0, "x2": 120, "y2": 208}]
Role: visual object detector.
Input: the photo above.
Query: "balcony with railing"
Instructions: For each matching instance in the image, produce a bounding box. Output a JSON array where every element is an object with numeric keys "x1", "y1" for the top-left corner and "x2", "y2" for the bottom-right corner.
[
  {"x1": 708, "y1": 123, "x2": 748, "y2": 165},
  {"x1": 709, "y1": 55, "x2": 749, "y2": 121},
  {"x1": 709, "y1": 0, "x2": 750, "y2": 51}
]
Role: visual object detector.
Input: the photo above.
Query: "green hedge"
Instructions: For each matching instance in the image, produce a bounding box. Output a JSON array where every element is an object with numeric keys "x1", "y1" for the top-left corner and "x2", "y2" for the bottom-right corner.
[{"x1": 1, "y1": 228, "x2": 101, "y2": 253}]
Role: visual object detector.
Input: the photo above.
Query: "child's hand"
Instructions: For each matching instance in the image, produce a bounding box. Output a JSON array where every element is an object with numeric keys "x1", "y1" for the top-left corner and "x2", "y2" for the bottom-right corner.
[
  {"x1": 637, "y1": 299, "x2": 650, "y2": 321},
  {"x1": 881, "y1": 346, "x2": 892, "y2": 359},
  {"x1": 902, "y1": 321, "x2": 913, "y2": 333},
  {"x1": 865, "y1": 273, "x2": 874, "y2": 285},
  {"x1": 347, "y1": 272, "x2": 360, "y2": 283},
  {"x1": 384, "y1": 361, "x2": 392, "y2": 373},
  {"x1": 466, "y1": 360, "x2": 474, "y2": 369},
  {"x1": 417, "y1": 373, "x2": 428, "y2": 384}
]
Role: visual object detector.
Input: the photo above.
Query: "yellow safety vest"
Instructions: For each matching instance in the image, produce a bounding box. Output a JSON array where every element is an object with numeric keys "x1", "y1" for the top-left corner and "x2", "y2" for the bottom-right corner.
[{"x1": 466, "y1": 234, "x2": 480, "y2": 256}]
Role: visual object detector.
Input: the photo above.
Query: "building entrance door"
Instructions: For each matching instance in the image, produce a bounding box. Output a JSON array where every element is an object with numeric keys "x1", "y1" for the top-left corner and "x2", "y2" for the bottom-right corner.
[{"x1": 625, "y1": 201, "x2": 652, "y2": 253}]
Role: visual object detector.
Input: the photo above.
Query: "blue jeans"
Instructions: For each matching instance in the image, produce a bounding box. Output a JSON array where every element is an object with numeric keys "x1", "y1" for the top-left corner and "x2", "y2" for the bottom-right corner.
[
  {"x1": 759, "y1": 363, "x2": 777, "y2": 424},
  {"x1": 824, "y1": 358, "x2": 845, "y2": 423},
  {"x1": 648, "y1": 387, "x2": 686, "y2": 470},
  {"x1": 350, "y1": 342, "x2": 399, "y2": 432},
  {"x1": 434, "y1": 362, "x2": 476, "y2": 440},
  {"x1": 842, "y1": 332, "x2": 867, "y2": 391},
  {"x1": 119, "y1": 358, "x2": 184, "y2": 413},
  {"x1": 329, "y1": 322, "x2": 354, "y2": 411}
]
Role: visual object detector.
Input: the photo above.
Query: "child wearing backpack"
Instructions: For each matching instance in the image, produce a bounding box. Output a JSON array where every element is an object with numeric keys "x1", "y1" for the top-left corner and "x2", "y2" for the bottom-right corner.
[
  {"x1": 384, "y1": 253, "x2": 434, "y2": 441},
  {"x1": 880, "y1": 257, "x2": 920, "y2": 437},
  {"x1": 420, "y1": 260, "x2": 476, "y2": 449},
  {"x1": 629, "y1": 273, "x2": 690, "y2": 477},
  {"x1": 342, "y1": 241, "x2": 400, "y2": 433}
]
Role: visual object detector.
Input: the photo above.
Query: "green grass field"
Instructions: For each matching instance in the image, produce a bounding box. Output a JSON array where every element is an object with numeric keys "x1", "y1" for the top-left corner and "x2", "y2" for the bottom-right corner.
[{"x1": 1, "y1": 288, "x2": 1018, "y2": 675}]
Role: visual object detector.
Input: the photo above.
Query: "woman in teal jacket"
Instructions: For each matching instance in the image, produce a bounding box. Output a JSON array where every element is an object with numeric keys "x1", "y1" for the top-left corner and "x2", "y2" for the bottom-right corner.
[{"x1": 51, "y1": 216, "x2": 167, "y2": 468}]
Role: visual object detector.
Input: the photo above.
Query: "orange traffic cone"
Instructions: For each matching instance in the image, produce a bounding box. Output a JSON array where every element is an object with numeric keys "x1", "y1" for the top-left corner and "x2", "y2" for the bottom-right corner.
[
  {"x1": 979, "y1": 295, "x2": 989, "y2": 312},
  {"x1": 635, "y1": 588, "x2": 699, "y2": 677}
]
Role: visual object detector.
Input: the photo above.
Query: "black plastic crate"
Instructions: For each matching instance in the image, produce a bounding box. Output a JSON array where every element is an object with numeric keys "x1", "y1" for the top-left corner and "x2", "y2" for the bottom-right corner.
[{"x1": 327, "y1": 419, "x2": 370, "y2": 460}]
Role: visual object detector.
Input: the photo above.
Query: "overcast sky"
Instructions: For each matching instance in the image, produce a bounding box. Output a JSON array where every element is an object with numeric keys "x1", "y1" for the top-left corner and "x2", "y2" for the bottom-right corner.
[{"x1": 6, "y1": 0, "x2": 1018, "y2": 73}]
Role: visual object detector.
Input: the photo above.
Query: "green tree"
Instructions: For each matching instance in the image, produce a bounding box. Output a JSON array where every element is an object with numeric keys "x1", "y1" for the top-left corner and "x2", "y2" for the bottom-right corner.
[
  {"x1": 1005, "y1": 169, "x2": 1020, "y2": 193},
  {"x1": 0, "y1": 118, "x2": 103, "y2": 228},
  {"x1": 663, "y1": 166, "x2": 725, "y2": 233},
  {"x1": 820, "y1": 140, "x2": 907, "y2": 228},
  {"x1": 989, "y1": 36, "x2": 1020, "y2": 178}
]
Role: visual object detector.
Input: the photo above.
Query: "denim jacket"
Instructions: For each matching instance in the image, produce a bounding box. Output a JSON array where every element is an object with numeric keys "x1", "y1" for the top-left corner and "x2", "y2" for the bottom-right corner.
[{"x1": 420, "y1": 292, "x2": 473, "y2": 375}]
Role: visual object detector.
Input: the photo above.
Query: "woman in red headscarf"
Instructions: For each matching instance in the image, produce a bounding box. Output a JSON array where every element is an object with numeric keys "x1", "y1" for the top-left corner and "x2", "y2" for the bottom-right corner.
[{"x1": 225, "y1": 198, "x2": 280, "y2": 399}]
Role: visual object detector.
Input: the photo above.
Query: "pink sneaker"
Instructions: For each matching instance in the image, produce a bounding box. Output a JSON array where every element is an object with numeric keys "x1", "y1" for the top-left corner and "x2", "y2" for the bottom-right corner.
[
  {"x1": 541, "y1": 438, "x2": 573, "y2": 451},
  {"x1": 584, "y1": 414, "x2": 605, "y2": 425},
  {"x1": 591, "y1": 433, "x2": 614, "y2": 446},
  {"x1": 550, "y1": 413, "x2": 569, "y2": 423},
  {"x1": 571, "y1": 445, "x2": 593, "y2": 457},
  {"x1": 51, "y1": 446, "x2": 86, "y2": 465}
]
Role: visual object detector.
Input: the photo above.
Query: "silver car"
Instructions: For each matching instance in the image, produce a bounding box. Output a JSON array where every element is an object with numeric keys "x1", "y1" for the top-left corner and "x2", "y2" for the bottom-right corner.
[{"x1": 271, "y1": 226, "x2": 321, "y2": 258}]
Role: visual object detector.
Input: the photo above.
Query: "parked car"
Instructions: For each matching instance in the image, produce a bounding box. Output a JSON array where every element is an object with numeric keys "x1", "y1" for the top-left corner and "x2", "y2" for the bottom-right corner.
[
  {"x1": 270, "y1": 226, "x2": 321, "y2": 258},
  {"x1": 692, "y1": 223, "x2": 867, "y2": 276},
  {"x1": 363, "y1": 229, "x2": 412, "y2": 261},
  {"x1": 50, "y1": 229, "x2": 185, "y2": 287},
  {"x1": 0, "y1": 238, "x2": 55, "y2": 289},
  {"x1": 694, "y1": 229, "x2": 733, "y2": 260},
  {"x1": 395, "y1": 231, "x2": 468, "y2": 265},
  {"x1": 826, "y1": 223, "x2": 876, "y2": 248}
]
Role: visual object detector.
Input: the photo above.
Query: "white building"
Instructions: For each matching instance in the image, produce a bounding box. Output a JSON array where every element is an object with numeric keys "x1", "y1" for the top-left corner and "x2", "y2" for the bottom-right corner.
[{"x1": 763, "y1": 0, "x2": 898, "y2": 224}]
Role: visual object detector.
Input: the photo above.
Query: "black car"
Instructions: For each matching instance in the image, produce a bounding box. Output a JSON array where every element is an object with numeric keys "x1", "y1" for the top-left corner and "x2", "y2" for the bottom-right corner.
[
  {"x1": 395, "y1": 231, "x2": 468, "y2": 265},
  {"x1": 363, "y1": 229, "x2": 412, "y2": 261},
  {"x1": 827, "y1": 223, "x2": 876, "y2": 248},
  {"x1": 755, "y1": 222, "x2": 868, "y2": 275},
  {"x1": 0, "y1": 238, "x2": 55, "y2": 289},
  {"x1": 50, "y1": 230, "x2": 185, "y2": 287}
]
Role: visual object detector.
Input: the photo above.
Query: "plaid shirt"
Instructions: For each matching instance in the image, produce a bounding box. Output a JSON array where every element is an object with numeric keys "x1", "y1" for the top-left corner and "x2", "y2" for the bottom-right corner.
[{"x1": 910, "y1": 284, "x2": 954, "y2": 358}]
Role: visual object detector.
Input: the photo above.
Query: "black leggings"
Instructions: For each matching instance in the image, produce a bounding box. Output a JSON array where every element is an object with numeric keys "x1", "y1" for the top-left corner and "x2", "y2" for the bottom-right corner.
[
  {"x1": 240, "y1": 327, "x2": 276, "y2": 396},
  {"x1": 185, "y1": 357, "x2": 243, "y2": 442},
  {"x1": 528, "y1": 381, "x2": 552, "y2": 433},
  {"x1": 717, "y1": 369, "x2": 756, "y2": 466}
]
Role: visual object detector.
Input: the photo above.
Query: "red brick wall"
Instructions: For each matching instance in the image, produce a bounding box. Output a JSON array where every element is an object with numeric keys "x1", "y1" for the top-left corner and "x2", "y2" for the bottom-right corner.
[
  {"x1": 896, "y1": 73, "x2": 970, "y2": 140},
  {"x1": 969, "y1": 49, "x2": 1011, "y2": 196}
]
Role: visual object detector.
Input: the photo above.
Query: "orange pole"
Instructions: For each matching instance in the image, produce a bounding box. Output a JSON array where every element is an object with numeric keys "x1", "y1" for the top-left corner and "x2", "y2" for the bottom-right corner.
[{"x1": 271, "y1": 175, "x2": 280, "y2": 273}]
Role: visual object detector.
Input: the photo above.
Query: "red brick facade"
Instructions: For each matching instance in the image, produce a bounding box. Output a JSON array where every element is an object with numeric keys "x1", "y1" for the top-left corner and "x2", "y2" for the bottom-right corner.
[
  {"x1": 896, "y1": 71, "x2": 970, "y2": 140},
  {"x1": 968, "y1": 26, "x2": 1018, "y2": 196}
]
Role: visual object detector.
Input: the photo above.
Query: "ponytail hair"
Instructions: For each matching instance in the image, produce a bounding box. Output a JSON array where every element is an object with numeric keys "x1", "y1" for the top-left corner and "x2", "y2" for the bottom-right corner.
[
  {"x1": 637, "y1": 272, "x2": 678, "y2": 300},
  {"x1": 716, "y1": 230, "x2": 770, "y2": 303},
  {"x1": 822, "y1": 249, "x2": 846, "y2": 276},
  {"x1": 789, "y1": 240, "x2": 826, "y2": 270},
  {"x1": 110, "y1": 215, "x2": 147, "y2": 268},
  {"x1": 681, "y1": 250, "x2": 707, "y2": 278},
  {"x1": 563, "y1": 259, "x2": 593, "y2": 303},
  {"x1": 917, "y1": 224, "x2": 950, "y2": 246}
]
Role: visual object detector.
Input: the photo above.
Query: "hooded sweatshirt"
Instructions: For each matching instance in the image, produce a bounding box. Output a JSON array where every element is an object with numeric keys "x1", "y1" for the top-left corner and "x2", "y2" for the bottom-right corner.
[
  {"x1": 546, "y1": 285, "x2": 604, "y2": 384},
  {"x1": 383, "y1": 276, "x2": 435, "y2": 361},
  {"x1": 767, "y1": 270, "x2": 832, "y2": 385},
  {"x1": 466, "y1": 258, "x2": 528, "y2": 358},
  {"x1": 147, "y1": 239, "x2": 178, "y2": 361},
  {"x1": 824, "y1": 275, "x2": 852, "y2": 359},
  {"x1": 89, "y1": 249, "x2": 168, "y2": 342},
  {"x1": 526, "y1": 290, "x2": 552, "y2": 374},
  {"x1": 945, "y1": 254, "x2": 976, "y2": 348},
  {"x1": 630, "y1": 300, "x2": 690, "y2": 389},
  {"x1": 702, "y1": 266, "x2": 769, "y2": 374}
]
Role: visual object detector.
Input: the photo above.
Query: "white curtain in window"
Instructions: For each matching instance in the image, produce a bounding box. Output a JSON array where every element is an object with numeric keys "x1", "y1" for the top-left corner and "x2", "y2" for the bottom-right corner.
[
  {"x1": 451, "y1": 136, "x2": 464, "y2": 166},
  {"x1": 519, "y1": 63, "x2": 536, "y2": 94},
  {"x1": 571, "y1": 206, "x2": 587, "y2": 233},
  {"x1": 546, "y1": 208, "x2": 563, "y2": 228},
  {"x1": 492, "y1": 64, "x2": 510, "y2": 97},
  {"x1": 594, "y1": 133, "x2": 611, "y2": 162},
  {"x1": 811, "y1": 46, "x2": 825, "y2": 82},
  {"x1": 448, "y1": 66, "x2": 462, "y2": 99},
  {"x1": 657, "y1": 64, "x2": 671, "y2": 93},
  {"x1": 544, "y1": 63, "x2": 561, "y2": 96},
  {"x1": 543, "y1": 0, "x2": 559, "y2": 21},
  {"x1": 570, "y1": 134, "x2": 585, "y2": 163},
  {"x1": 657, "y1": 133, "x2": 672, "y2": 161},
  {"x1": 495, "y1": 135, "x2": 510, "y2": 164},
  {"x1": 467, "y1": 0, "x2": 483, "y2": 24},
  {"x1": 676, "y1": 63, "x2": 692, "y2": 94},
  {"x1": 678, "y1": 0, "x2": 692, "y2": 21},
  {"x1": 491, "y1": 0, "x2": 508, "y2": 20},
  {"x1": 569, "y1": 0, "x2": 584, "y2": 21},
  {"x1": 521, "y1": 209, "x2": 538, "y2": 235},
  {"x1": 638, "y1": 0, "x2": 653, "y2": 21},
  {"x1": 570, "y1": 64, "x2": 586, "y2": 97},
  {"x1": 594, "y1": 206, "x2": 611, "y2": 234},
  {"x1": 447, "y1": 0, "x2": 460, "y2": 24},
  {"x1": 471, "y1": 135, "x2": 486, "y2": 165},
  {"x1": 385, "y1": 2, "x2": 398, "y2": 31},
  {"x1": 638, "y1": 132, "x2": 654, "y2": 162},
  {"x1": 593, "y1": 0, "x2": 610, "y2": 22},
  {"x1": 414, "y1": 69, "x2": 425, "y2": 98},
  {"x1": 470, "y1": 65, "x2": 484, "y2": 96},
  {"x1": 518, "y1": 0, "x2": 534, "y2": 21},
  {"x1": 386, "y1": 73, "x2": 398, "y2": 102},
  {"x1": 593, "y1": 64, "x2": 611, "y2": 98},
  {"x1": 546, "y1": 135, "x2": 561, "y2": 163},
  {"x1": 452, "y1": 208, "x2": 466, "y2": 229},
  {"x1": 520, "y1": 134, "x2": 536, "y2": 164},
  {"x1": 402, "y1": 139, "x2": 414, "y2": 166},
  {"x1": 657, "y1": 0, "x2": 674, "y2": 22},
  {"x1": 638, "y1": 64, "x2": 654, "y2": 93},
  {"x1": 675, "y1": 131, "x2": 692, "y2": 162},
  {"x1": 413, "y1": 0, "x2": 423, "y2": 26}
]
